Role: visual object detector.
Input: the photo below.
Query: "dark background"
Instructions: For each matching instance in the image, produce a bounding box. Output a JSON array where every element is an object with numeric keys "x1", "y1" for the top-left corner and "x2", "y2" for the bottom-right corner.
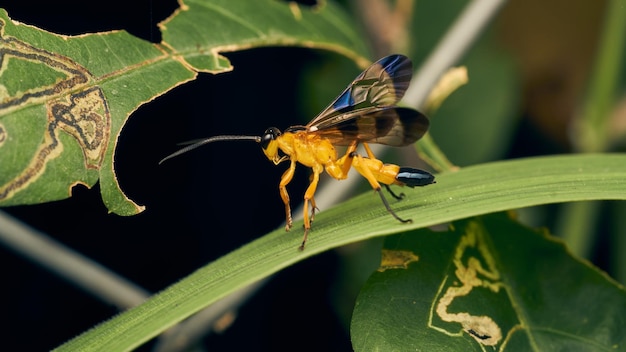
[{"x1": 0, "y1": 1, "x2": 354, "y2": 350}]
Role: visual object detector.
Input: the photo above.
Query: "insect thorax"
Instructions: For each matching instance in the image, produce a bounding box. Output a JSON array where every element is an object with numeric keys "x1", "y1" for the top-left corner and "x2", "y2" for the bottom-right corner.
[{"x1": 277, "y1": 131, "x2": 337, "y2": 168}]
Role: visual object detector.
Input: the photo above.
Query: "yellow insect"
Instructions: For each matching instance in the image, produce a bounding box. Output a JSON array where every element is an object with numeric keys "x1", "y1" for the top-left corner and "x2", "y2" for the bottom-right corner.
[{"x1": 161, "y1": 54, "x2": 435, "y2": 250}]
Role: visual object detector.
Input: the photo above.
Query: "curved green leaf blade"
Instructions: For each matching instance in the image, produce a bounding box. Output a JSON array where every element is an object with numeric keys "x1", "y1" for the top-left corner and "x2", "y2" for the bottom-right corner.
[
  {"x1": 163, "y1": 0, "x2": 370, "y2": 73},
  {"x1": 0, "y1": 1, "x2": 369, "y2": 215},
  {"x1": 351, "y1": 213, "x2": 626, "y2": 351},
  {"x1": 55, "y1": 154, "x2": 626, "y2": 351}
]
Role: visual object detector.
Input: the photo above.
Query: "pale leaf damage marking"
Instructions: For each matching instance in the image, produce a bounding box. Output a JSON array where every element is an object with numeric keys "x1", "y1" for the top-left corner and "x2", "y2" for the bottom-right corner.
[
  {"x1": 289, "y1": 2, "x2": 303, "y2": 21},
  {"x1": 428, "y1": 221, "x2": 504, "y2": 347},
  {"x1": 377, "y1": 249, "x2": 418, "y2": 272},
  {"x1": 0, "y1": 19, "x2": 110, "y2": 201},
  {"x1": 0, "y1": 123, "x2": 6, "y2": 146}
]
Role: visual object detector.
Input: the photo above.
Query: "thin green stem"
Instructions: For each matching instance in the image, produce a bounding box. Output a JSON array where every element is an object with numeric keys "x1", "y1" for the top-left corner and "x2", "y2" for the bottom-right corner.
[{"x1": 574, "y1": 0, "x2": 626, "y2": 152}]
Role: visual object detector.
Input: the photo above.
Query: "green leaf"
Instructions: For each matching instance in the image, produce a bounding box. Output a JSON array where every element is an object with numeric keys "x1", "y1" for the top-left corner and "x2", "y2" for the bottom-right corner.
[
  {"x1": 0, "y1": 1, "x2": 369, "y2": 215},
  {"x1": 164, "y1": 0, "x2": 370, "y2": 73},
  {"x1": 351, "y1": 213, "x2": 626, "y2": 351},
  {"x1": 0, "y1": 10, "x2": 183, "y2": 215},
  {"x1": 55, "y1": 153, "x2": 626, "y2": 351}
]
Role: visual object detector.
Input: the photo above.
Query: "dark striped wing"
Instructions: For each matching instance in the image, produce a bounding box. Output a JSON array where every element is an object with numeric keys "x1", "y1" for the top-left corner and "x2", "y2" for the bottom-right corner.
[
  {"x1": 313, "y1": 107, "x2": 429, "y2": 147},
  {"x1": 307, "y1": 54, "x2": 414, "y2": 131},
  {"x1": 306, "y1": 54, "x2": 428, "y2": 147}
]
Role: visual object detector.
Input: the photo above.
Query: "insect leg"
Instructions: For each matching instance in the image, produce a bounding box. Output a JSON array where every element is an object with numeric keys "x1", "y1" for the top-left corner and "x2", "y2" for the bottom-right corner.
[
  {"x1": 351, "y1": 154, "x2": 412, "y2": 224},
  {"x1": 362, "y1": 143, "x2": 376, "y2": 159},
  {"x1": 363, "y1": 143, "x2": 405, "y2": 200},
  {"x1": 308, "y1": 174, "x2": 319, "y2": 223},
  {"x1": 300, "y1": 165, "x2": 323, "y2": 250},
  {"x1": 327, "y1": 140, "x2": 359, "y2": 179},
  {"x1": 376, "y1": 187, "x2": 411, "y2": 223},
  {"x1": 279, "y1": 160, "x2": 297, "y2": 231},
  {"x1": 384, "y1": 184, "x2": 405, "y2": 200}
]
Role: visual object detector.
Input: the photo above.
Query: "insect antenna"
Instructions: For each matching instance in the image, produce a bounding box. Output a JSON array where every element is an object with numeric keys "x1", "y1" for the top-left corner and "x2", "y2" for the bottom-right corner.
[{"x1": 159, "y1": 135, "x2": 261, "y2": 164}]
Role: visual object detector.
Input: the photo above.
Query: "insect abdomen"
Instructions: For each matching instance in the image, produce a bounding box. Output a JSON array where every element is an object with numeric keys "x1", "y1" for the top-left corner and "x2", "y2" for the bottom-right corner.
[{"x1": 396, "y1": 167, "x2": 435, "y2": 187}]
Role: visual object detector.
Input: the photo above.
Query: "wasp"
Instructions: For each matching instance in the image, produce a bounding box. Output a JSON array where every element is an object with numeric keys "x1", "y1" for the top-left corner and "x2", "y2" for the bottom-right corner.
[{"x1": 161, "y1": 54, "x2": 435, "y2": 250}]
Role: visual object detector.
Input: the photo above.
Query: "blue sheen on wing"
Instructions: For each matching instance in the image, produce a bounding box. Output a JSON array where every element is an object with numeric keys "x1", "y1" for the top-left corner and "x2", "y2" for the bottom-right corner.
[
  {"x1": 378, "y1": 55, "x2": 413, "y2": 103},
  {"x1": 308, "y1": 54, "x2": 414, "y2": 130},
  {"x1": 331, "y1": 88, "x2": 355, "y2": 112}
]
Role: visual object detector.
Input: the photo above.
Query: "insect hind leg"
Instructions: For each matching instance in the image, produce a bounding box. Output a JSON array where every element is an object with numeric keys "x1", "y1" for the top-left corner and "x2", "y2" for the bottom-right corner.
[
  {"x1": 384, "y1": 184, "x2": 405, "y2": 200},
  {"x1": 350, "y1": 153, "x2": 412, "y2": 224},
  {"x1": 377, "y1": 188, "x2": 412, "y2": 223}
]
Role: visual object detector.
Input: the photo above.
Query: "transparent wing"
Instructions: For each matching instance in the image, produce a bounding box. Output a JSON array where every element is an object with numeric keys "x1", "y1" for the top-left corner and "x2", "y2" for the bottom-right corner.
[{"x1": 307, "y1": 54, "x2": 413, "y2": 131}]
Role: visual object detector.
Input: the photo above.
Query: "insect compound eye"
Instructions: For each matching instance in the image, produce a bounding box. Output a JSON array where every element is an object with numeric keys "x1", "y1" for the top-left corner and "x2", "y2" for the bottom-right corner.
[
  {"x1": 260, "y1": 127, "x2": 281, "y2": 149},
  {"x1": 396, "y1": 167, "x2": 436, "y2": 187}
]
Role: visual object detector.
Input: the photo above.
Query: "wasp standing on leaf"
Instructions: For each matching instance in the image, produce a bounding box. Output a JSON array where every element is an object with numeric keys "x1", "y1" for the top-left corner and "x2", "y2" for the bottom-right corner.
[{"x1": 160, "y1": 54, "x2": 436, "y2": 250}]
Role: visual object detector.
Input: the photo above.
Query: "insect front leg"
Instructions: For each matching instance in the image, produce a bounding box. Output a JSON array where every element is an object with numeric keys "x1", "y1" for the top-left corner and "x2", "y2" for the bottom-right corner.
[
  {"x1": 279, "y1": 160, "x2": 297, "y2": 231},
  {"x1": 300, "y1": 164, "x2": 323, "y2": 250}
]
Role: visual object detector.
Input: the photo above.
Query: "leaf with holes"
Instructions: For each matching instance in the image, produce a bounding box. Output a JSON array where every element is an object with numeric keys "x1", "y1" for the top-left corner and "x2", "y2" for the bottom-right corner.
[{"x1": 0, "y1": 0, "x2": 368, "y2": 215}]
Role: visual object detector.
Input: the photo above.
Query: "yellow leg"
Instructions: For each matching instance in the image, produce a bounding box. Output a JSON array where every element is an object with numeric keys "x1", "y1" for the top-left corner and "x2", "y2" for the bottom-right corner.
[
  {"x1": 362, "y1": 142, "x2": 409, "y2": 199},
  {"x1": 279, "y1": 160, "x2": 297, "y2": 231},
  {"x1": 326, "y1": 140, "x2": 359, "y2": 180},
  {"x1": 307, "y1": 174, "x2": 319, "y2": 223},
  {"x1": 309, "y1": 196, "x2": 317, "y2": 223},
  {"x1": 351, "y1": 154, "x2": 383, "y2": 190},
  {"x1": 300, "y1": 165, "x2": 322, "y2": 250},
  {"x1": 363, "y1": 142, "x2": 376, "y2": 159},
  {"x1": 351, "y1": 154, "x2": 412, "y2": 224}
]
